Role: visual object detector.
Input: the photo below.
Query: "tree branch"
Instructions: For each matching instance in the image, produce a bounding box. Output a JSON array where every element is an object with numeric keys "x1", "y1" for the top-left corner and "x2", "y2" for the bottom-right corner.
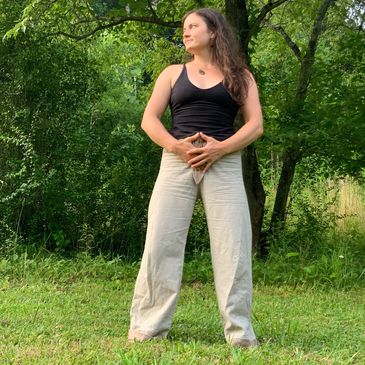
[
  {"x1": 263, "y1": 19, "x2": 301, "y2": 61},
  {"x1": 296, "y1": 0, "x2": 335, "y2": 101},
  {"x1": 49, "y1": 16, "x2": 181, "y2": 40},
  {"x1": 147, "y1": 0, "x2": 158, "y2": 20},
  {"x1": 32, "y1": 0, "x2": 59, "y2": 24},
  {"x1": 245, "y1": 0, "x2": 291, "y2": 46}
]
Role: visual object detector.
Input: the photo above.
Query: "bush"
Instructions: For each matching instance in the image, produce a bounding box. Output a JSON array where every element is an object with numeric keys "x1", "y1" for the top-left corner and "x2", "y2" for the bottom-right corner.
[{"x1": 0, "y1": 35, "x2": 161, "y2": 258}]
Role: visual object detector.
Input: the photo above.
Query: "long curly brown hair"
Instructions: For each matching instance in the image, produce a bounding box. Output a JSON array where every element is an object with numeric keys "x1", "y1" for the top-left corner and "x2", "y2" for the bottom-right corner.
[{"x1": 182, "y1": 8, "x2": 251, "y2": 106}]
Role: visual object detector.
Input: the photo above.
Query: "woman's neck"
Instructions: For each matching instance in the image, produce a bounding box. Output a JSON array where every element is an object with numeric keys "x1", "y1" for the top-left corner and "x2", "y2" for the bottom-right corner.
[{"x1": 191, "y1": 50, "x2": 214, "y2": 68}]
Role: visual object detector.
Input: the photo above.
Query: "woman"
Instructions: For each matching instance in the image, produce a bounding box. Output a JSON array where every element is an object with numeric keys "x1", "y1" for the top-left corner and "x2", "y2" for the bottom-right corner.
[{"x1": 128, "y1": 8, "x2": 263, "y2": 348}]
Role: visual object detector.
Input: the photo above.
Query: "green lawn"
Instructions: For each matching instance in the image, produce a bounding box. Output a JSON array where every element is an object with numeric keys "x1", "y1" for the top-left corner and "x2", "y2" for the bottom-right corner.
[{"x1": 0, "y1": 254, "x2": 364, "y2": 364}]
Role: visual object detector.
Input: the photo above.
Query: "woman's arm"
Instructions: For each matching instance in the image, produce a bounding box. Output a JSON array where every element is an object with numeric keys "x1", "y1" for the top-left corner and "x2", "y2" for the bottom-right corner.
[
  {"x1": 141, "y1": 65, "x2": 178, "y2": 152},
  {"x1": 187, "y1": 72, "x2": 264, "y2": 171},
  {"x1": 220, "y1": 73, "x2": 264, "y2": 153},
  {"x1": 141, "y1": 65, "x2": 201, "y2": 162}
]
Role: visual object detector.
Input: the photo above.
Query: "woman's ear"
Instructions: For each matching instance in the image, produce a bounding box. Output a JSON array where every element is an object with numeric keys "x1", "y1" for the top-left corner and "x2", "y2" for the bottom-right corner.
[{"x1": 210, "y1": 33, "x2": 215, "y2": 47}]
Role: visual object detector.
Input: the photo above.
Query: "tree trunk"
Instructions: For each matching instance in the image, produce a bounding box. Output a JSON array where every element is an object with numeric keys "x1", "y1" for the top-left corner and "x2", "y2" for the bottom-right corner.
[
  {"x1": 241, "y1": 145, "x2": 266, "y2": 254},
  {"x1": 225, "y1": 0, "x2": 250, "y2": 56},
  {"x1": 269, "y1": 148, "x2": 299, "y2": 234},
  {"x1": 225, "y1": 0, "x2": 266, "y2": 254}
]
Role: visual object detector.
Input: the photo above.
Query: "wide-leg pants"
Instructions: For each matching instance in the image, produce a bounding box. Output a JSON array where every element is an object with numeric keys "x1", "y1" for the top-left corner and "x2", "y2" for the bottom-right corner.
[{"x1": 129, "y1": 150, "x2": 256, "y2": 343}]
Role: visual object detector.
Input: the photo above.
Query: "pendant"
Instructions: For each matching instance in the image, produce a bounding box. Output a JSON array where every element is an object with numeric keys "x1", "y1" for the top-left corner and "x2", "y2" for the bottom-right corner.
[{"x1": 198, "y1": 69, "x2": 205, "y2": 75}]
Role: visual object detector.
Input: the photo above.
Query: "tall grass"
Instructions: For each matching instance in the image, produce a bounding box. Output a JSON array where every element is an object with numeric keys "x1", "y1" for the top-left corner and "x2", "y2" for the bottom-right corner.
[
  {"x1": 1, "y1": 177, "x2": 364, "y2": 290},
  {"x1": 334, "y1": 178, "x2": 365, "y2": 228},
  {"x1": 255, "y1": 176, "x2": 365, "y2": 289}
]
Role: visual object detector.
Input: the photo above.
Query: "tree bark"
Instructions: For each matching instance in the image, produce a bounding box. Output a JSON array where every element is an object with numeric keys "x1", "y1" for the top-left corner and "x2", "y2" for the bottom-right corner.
[
  {"x1": 225, "y1": 0, "x2": 250, "y2": 55},
  {"x1": 269, "y1": 148, "x2": 299, "y2": 234},
  {"x1": 241, "y1": 145, "x2": 266, "y2": 254}
]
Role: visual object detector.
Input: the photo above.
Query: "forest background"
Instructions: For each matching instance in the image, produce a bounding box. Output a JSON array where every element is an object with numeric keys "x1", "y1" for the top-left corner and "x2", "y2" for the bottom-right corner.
[
  {"x1": 0, "y1": 1, "x2": 365, "y2": 364},
  {"x1": 0, "y1": 0, "x2": 364, "y2": 287}
]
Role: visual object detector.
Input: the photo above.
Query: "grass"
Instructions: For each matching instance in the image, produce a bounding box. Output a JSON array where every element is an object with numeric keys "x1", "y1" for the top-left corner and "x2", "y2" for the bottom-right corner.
[
  {"x1": 335, "y1": 178, "x2": 365, "y2": 226},
  {"x1": 0, "y1": 252, "x2": 364, "y2": 364}
]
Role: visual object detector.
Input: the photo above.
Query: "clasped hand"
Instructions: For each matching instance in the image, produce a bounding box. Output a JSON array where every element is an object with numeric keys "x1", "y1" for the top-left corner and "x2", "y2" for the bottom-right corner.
[{"x1": 173, "y1": 132, "x2": 225, "y2": 173}]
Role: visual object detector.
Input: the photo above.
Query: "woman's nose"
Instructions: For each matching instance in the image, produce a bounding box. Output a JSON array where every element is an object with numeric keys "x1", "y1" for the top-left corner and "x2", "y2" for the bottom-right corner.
[{"x1": 183, "y1": 29, "x2": 190, "y2": 38}]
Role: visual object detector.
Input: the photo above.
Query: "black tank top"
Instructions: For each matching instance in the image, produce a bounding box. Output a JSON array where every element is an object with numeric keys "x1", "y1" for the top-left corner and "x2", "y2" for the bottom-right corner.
[{"x1": 169, "y1": 64, "x2": 239, "y2": 141}]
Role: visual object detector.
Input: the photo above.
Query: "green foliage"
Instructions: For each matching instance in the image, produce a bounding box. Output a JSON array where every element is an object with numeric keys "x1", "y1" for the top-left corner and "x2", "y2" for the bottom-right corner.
[
  {"x1": 254, "y1": 0, "x2": 364, "y2": 178},
  {"x1": 3, "y1": 0, "x2": 223, "y2": 41},
  {"x1": 0, "y1": 29, "x2": 162, "y2": 257},
  {"x1": 186, "y1": 200, "x2": 210, "y2": 254},
  {"x1": 306, "y1": 25, "x2": 365, "y2": 177},
  {"x1": 257, "y1": 163, "x2": 365, "y2": 289},
  {"x1": 0, "y1": 0, "x2": 364, "y2": 262},
  {"x1": 256, "y1": 228, "x2": 365, "y2": 289}
]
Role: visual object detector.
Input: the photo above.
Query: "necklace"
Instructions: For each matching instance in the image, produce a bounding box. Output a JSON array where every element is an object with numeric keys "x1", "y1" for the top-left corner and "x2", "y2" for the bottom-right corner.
[{"x1": 198, "y1": 68, "x2": 206, "y2": 75}]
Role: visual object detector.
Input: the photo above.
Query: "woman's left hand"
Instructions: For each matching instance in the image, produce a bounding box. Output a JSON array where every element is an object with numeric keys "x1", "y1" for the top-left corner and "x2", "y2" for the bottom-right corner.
[{"x1": 187, "y1": 132, "x2": 225, "y2": 173}]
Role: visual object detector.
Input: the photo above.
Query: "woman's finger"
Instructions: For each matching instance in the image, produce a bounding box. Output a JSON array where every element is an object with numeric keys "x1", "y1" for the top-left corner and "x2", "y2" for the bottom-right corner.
[
  {"x1": 198, "y1": 132, "x2": 210, "y2": 141},
  {"x1": 187, "y1": 147, "x2": 205, "y2": 155},
  {"x1": 191, "y1": 158, "x2": 209, "y2": 168},
  {"x1": 185, "y1": 132, "x2": 200, "y2": 142},
  {"x1": 188, "y1": 153, "x2": 207, "y2": 165}
]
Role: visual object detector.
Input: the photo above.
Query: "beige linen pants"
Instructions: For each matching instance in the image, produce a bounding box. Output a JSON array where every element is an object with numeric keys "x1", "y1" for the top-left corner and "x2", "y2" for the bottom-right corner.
[{"x1": 129, "y1": 150, "x2": 256, "y2": 343}]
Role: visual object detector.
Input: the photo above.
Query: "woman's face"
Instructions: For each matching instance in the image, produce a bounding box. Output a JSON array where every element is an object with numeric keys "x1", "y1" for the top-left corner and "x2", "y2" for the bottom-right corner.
[{"x1": 183, "y1": 13, "x2": 214, "y2": 53}]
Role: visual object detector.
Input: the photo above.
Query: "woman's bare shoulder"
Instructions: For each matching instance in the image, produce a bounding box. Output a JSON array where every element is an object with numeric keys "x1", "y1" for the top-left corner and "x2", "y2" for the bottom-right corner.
[
  {"x1": 159, "y1": 64, "x2": 184, "y2": 88},
  {"x1": 166, "y1": 64, "x2": 184, "y2": 72},
  {"x1": 166, "y1": 64, "x2": 184, "y2": 77},
  {"x1": 243, "y1": 68, "x2": 256, "y2": 85},
  {"x1": 158, "y1": 64, "x2": 183, "y2": 76}
]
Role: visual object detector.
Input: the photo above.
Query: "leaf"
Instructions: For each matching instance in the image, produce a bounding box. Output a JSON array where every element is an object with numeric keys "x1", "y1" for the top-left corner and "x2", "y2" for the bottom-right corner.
[
  {"x1": 303, "y1": 265, "x2": 316, "y2": 274},
  {"x1": 285, "y1": 252, "x2": 300, "y2": 258}
]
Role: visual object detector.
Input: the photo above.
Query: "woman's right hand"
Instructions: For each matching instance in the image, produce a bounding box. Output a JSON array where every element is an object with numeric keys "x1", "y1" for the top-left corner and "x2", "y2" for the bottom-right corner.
[{"x1": 172, "y1": 133, "x2": 201, "y2": 163}]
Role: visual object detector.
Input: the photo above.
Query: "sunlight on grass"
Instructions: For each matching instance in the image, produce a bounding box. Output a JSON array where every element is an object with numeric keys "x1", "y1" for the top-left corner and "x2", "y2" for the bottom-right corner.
[
  {"x1": 0, "y1": 254, "x2": 364, "y2": 364},
  {"x1": 335, "y1": 178, "x2": 365, "y2": 228}
]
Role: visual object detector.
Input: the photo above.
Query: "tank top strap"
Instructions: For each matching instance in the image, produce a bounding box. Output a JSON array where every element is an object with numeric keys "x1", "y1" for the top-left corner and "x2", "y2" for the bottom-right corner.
[
  {"x1": 172, "y1": 64, "x2": 188, "y2": 91},
  {"x1": 181, "y1": 63, "x2": 187, "y2": 78}
]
